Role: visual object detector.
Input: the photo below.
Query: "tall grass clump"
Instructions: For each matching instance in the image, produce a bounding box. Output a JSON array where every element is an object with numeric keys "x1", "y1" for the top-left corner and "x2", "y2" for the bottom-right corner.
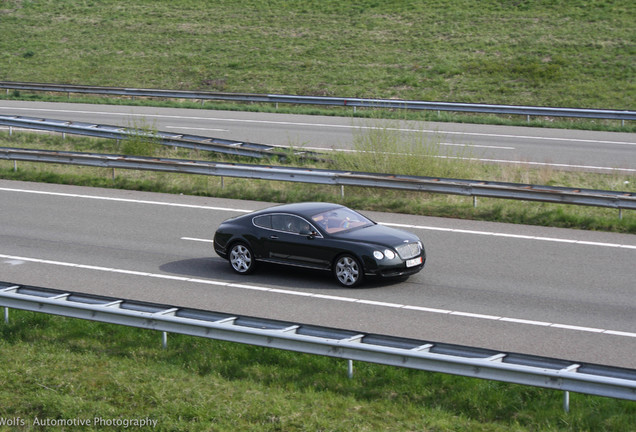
[
  {"x1": 118, "y1": 118, "x2": 161, "y2": 157},
  {"x1": 331, "y1": 119, "x2": 478, "y2": 179}
]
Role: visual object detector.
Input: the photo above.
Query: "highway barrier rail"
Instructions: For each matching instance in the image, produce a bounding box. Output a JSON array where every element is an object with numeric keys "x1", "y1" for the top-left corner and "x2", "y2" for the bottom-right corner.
[
  {"x1": 1, "y1": 146, "x2": 635, "y2": 212},
  {"x1": 1, "y1": 281, "x2": 635, "y2": 403},
  {"x1": 0, "y1": 114, "x2": 324, "y2": 161},
  {"x1": 2, "y1": 81, "x2": 635, "y2": 121}
]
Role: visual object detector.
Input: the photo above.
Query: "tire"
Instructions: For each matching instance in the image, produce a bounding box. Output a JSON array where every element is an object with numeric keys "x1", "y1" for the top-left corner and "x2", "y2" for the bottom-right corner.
[
  {"x1": 229, "y1": 242, "x2": 256, "y2": 275},
  {"x1": 333, "y1": 254, "x2": 363, "y2": 287}
]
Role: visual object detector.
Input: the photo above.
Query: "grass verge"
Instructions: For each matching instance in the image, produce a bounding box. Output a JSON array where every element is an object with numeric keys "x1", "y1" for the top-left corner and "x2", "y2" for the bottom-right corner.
[
  {"x1": 1, "y1": 309, "x2": 634, "y2": 432},
  {"x1": 1, "y1": 128, "x2": 634, "y2": 234}
]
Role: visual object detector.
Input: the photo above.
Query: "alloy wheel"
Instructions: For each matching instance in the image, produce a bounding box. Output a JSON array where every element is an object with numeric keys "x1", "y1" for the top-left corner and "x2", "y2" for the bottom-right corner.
[
  {"x1": 335, "y1": 255, "x2": 362, "y2": 287},
  {"x1": 230, "y1": 243, "x2": 254, "y2": 274}
]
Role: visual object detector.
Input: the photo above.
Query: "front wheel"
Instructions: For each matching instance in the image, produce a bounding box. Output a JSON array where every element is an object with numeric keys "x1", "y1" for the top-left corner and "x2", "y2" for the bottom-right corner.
[
  {"x1": 229, "y1": 242, "x2": 256, "y2": 274},
  {"x1": 333, "y1": 254, "x2": 363, "y2": 287}
]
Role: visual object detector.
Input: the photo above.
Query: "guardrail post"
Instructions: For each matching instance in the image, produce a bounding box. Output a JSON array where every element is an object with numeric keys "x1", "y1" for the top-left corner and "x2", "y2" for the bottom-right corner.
[
  {"x1": 4, "y1": 307, "x2": 8, "y2": 324},
  {"x1": 347, "y1": 359, "x2": 354, "y2": 379},
  {"x1": 473, "y1": 196, "x2": 477, "y2": 208},
  {"x1": 340, "y1": 185, "x2": 345, "y2": 198},
  {"x1": 619, "y1": 209, "x2": 623, "y2": 220},
  {"x1": 162, "y1": 331, "x2": 168, "y2": 349},
  {"x1": 563, "y1": 391, "x2": 570, "y2": 412}
]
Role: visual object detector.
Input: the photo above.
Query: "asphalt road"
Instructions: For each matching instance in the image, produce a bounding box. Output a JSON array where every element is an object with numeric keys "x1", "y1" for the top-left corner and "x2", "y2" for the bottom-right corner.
[
  {"x1": 1, "y1": 180, "x2": 635, "y2": 368},
  {"x1": 1, "y1": 100, "x2": 635, "y2": 174}
]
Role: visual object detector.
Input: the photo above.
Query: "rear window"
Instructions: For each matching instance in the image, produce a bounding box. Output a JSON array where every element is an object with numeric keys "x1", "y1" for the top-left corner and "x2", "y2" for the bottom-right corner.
[{"x1": 252, "y1": 215, "x2": 271, "y2": 228}]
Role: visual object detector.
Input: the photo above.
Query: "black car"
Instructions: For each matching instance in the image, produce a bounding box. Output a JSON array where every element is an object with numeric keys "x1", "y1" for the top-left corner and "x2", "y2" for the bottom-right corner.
[{"x1": 213, "y1": 202, "x2": 426, "y2": 287}]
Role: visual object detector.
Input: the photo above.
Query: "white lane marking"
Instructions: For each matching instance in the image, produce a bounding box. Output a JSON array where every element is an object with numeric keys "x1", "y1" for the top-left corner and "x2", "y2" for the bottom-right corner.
[
  {"x1": 441, "y1": 155, "x2": 636, "y2": 173},
  {"x1": 181, "y1": 237, "x2": 214, "y2": 243},
  {"x1": 165, "y1": 126, "x2": 229, "y2": 132},
  {"x1": 382, "y1": 223, "x2": 636, "y2": 250},
  {"x1": 1, "y1": 252, "x2": 634, "y2": 338},
  {"x1": 2, "y1": 186, "x2": 634, "y2": 250},
  {"x1": 1, "y1": 105, "x2": 634, "y2": 146},
  {"x1": 183, "y1": 231, "x2": 636, "y2": 250},
  {"x1": 0, "y1": 187, "x2": 252, "y2": 213},
  {"x1": 500, "y1": 317, "x2": 551, "y2": 326},
  {"x1": 306, "y1": 143, "x2": 515, "y2": 152},
  {"x1": 439, "y1": 142, "x2": 515, "y2": 150}
]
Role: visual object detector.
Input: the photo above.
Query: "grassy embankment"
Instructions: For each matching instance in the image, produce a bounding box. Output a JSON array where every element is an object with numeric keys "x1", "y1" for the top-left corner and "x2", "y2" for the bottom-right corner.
[
  {"x1": 1, "y1": 1, "x2": 634, "y2": 108},
  {"x1": 0, "y1": 0, "x2": 634, "y2": 130},
  {"x1": 1, "y1": 309, "x2": 635, "y2": 432}
]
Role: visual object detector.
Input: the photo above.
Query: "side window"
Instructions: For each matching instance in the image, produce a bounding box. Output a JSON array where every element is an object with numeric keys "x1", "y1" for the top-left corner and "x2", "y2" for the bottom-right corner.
[
  {"x1": 273, "y1": 215, "x2": 300, "y2": 233},
  {"x1": 269, "y1": 214, "x2": 313, "y2": 234},
  {"x1": 286, "y1": 216, "x2": 314, "y2": 234},
  {"x1": 271, "y1": 214, "x2": 287, "y2": 231},
  {"x1": 264, "y1": 214, "x2": 317, "y2": 235},
  {"x1": 284, "y1": 216, "x2": 302, "y2": 234},
  {"x1": 296, "y1": 218, "x2": 314, "y2": 235},
  {"x1": 253, "y1": 215, "x2": 271, "y2": 229}
]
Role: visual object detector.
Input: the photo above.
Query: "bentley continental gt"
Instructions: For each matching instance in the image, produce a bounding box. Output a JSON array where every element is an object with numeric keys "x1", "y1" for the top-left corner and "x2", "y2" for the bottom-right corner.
[{"x1": 213, "y1": 202, "x2": 425, "y2": 287}]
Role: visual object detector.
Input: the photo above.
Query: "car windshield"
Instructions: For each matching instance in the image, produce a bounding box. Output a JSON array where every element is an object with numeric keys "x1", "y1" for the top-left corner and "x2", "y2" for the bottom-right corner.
[{"x1": 311, "y1": 207, "x2": 373, "y2": 234}]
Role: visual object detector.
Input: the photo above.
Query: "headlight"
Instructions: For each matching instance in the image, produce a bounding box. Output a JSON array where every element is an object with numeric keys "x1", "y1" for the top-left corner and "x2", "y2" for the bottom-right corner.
[
  {"x1": 373, "y1": 251, "x2": 384, "y2": 260},
  {"x1": 383, "y1": 249, "x2": 396, "y2": 259}
]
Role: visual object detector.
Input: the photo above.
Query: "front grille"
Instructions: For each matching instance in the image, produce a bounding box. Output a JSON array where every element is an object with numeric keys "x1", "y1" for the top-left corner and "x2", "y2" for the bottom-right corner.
[{"x1": 395, "y1": 243, "x2": 420, "y2": 260}]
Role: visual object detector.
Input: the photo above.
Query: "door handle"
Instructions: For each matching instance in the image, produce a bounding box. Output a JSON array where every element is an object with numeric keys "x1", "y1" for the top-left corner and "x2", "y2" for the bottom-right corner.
[{"x1": 269, "y1": 235, "x2": 279, "y2": 239}]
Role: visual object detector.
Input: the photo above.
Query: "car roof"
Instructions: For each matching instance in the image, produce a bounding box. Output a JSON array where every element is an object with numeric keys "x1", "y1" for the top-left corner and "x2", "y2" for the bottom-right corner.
[{"x1": 255, "y1": 202, "x2": 343, "y2": 218}]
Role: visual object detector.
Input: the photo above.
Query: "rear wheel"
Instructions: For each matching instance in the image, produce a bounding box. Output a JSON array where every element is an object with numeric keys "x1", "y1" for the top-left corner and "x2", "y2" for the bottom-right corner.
[
  {"x1": 334, "y1": 254, "x2": 363, "y2": 287},
  {"x1": 229, "y1": 242, "x2": 256, "y2": 274}
]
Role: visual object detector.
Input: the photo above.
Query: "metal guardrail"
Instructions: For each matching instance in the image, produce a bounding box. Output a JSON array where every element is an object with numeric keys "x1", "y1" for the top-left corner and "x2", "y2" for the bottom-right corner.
[
  {"x1": 1, "y1": 281, "x2": 635, "y2": 402},
  {"x1": 2, "y1": 81, "x2": 635, "y2": 121},
  {"x1": 1, "y1": 147, "x2": 635, "y2": 212},
  {"x1": 0, "y1": 115, "x2": 324, "y2": 161}
]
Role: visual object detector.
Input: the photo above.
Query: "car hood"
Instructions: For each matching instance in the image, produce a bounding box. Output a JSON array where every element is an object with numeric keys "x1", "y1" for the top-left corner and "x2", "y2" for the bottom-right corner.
[{"x1": 333, "y1": 223, "x2": 419, "y2": 247}]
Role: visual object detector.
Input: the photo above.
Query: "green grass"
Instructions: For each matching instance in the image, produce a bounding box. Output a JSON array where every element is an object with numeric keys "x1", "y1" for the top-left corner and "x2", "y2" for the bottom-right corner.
[
  {"x1": 1, "y1": 0, "x2": 634, "y2": 111},
  {"x1": 1, "y1": 2, "x2": 635, "y2": 428},
  {"x1": 1, "y1": 309, "x2": 634, "y2": 432}
]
